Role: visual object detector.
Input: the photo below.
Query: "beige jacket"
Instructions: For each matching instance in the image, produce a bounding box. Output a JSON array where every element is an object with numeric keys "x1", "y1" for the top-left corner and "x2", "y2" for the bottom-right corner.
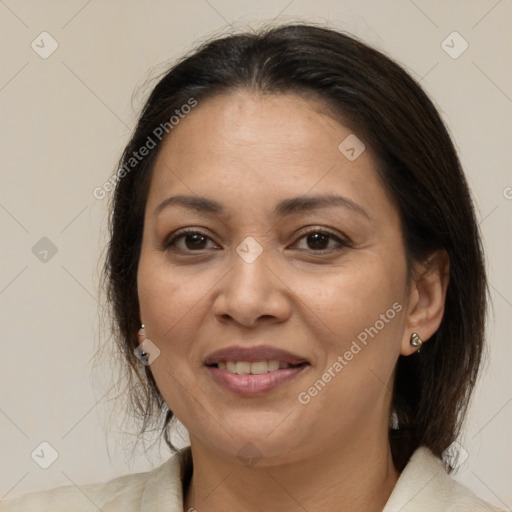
[{"x1": 0, "y1": 446, "x2": 504, "y2": 511}]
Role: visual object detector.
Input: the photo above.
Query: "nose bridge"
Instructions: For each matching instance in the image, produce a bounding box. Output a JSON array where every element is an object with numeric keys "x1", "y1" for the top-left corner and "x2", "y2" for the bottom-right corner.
[
  {"x1": 215, "y1": 239, "x2": 289, "y2": 326},
  {"x1": 229, "y1": 240, "x2": 272, "y2": 302}
]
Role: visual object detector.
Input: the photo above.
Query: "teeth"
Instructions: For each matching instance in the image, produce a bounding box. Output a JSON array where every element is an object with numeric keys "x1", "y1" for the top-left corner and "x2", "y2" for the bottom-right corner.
[
  {"x1": 235, "y1": 361, "x2": 251, "y2": 375},
  {"x1": 250, "y1": 361, "x2": 268, "y2": 375},
  {"x1": 217, "y1": 360, "x2": 292, "y2": 374},
  {"x1": 268, "y1": 360, "x2": 280, "y2": 371}
]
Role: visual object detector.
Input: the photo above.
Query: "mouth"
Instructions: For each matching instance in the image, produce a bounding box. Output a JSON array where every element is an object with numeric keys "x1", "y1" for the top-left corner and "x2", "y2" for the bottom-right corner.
[
  {"x1": 211, "y1": 360, "x2": 304, "y2": 374},
  {"x1": 203, "y1": 345, "x2": 310, "y2": 396}
]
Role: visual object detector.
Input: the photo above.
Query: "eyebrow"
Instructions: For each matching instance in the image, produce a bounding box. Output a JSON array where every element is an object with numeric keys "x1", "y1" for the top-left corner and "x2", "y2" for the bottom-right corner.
[{"x1": 154, "y1": 194, "x2": 369, "y2": 219}]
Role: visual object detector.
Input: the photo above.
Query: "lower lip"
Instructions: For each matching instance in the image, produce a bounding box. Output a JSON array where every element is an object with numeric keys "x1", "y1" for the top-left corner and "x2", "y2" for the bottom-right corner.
[{"x1": 206, "y1": 365, "x2": 308, "y2": 396}]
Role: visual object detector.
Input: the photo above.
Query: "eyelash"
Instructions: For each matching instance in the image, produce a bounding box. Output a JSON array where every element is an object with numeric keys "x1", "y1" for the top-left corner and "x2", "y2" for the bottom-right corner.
[{"x1": 163, "y1": 227, "x2": 351, "y2": 254}]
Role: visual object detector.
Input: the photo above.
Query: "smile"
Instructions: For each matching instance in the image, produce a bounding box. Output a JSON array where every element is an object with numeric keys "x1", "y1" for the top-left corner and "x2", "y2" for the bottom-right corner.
[
  {"x1": 216, "y1": 360, "x2": 296, "y2": 374},
  {"x1": 204, "y1": 345, "x2": 310, "y2": 396}
]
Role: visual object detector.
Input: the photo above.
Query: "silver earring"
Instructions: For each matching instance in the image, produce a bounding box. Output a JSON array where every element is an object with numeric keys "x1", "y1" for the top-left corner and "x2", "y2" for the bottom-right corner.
[
  {"x1": 135, "y1": 324, "x2": 148, "y2": 362},
  {"x1": 390, "y1": 410, "x2": 399, "y2": 430},
  {"x1": 410, "y1": 332, "x2": 423, "y2": 351}
]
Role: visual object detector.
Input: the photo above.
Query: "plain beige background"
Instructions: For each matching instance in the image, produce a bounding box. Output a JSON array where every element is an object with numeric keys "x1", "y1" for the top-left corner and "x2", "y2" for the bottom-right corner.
[{"x1": 1, "y1": 0, "x2": 511, "y2": 509}]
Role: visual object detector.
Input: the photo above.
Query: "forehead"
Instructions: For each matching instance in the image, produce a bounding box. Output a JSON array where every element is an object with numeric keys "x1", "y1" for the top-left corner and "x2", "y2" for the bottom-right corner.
[
  {"x1": 161, "y1": 90, "x2": 350, "y2": 157},
  {"x1": 146, "y1": 90, "x2": 395, "y2": 222}
]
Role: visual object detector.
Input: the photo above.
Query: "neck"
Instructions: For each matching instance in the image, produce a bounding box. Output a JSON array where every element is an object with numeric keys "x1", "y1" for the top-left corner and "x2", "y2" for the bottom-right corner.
[{"x1": 184, "y1": 431, "x2": 399, "y2": 512}]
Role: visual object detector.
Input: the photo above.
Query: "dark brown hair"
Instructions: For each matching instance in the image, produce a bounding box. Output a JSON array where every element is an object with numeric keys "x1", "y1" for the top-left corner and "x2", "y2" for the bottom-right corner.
[{"x1": 103, "y1": 22, "x2": 487, "y2": 471}]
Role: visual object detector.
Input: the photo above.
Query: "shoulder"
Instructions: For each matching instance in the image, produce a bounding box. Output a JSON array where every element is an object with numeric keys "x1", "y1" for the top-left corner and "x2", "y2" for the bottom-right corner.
[
  {"x1": 0, "y1": 447, "x2": 190, "y2": 512},
  {"x1": 383, "y1": 446, "x2": 505, "y2": 512}
]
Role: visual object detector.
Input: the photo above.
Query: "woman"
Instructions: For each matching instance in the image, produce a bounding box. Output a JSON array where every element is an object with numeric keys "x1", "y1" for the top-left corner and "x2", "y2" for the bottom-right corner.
[{"x1": 1, "y1": 23, "x2": 503, "y2": 512}]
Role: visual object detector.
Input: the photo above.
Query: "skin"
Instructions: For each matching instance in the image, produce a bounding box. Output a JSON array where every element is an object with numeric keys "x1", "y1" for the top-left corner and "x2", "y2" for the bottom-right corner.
[{"x1": 137, "y1": 90, "x2": 449, "y2": 512}]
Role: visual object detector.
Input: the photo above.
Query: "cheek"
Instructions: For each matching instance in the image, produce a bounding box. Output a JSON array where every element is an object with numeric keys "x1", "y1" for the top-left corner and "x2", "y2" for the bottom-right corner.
[
  {"x1": 291, "y1": 259, "x2": 408, "y2": 421},
  {"x1": 313, "y1": 258, "x2": 407, "y2": 400},
  {"x1": 292, "y1": 268, "x2": 406, "y2": 427},
  {"x1": 136, "y1": 256, "x2": 208, "y2": 413},
  {"x1": 137, "y1": 254, "x2": 212, "y2": 336},
  {"x1": 288, "y1": 255, "x2": 407, "y2": 347}
]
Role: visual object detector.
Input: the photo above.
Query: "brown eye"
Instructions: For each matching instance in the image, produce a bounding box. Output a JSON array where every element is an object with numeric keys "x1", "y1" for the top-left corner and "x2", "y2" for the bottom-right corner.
[
  {"x1": 292, "y1": 229, "x2": 349, "y2": 252},
  {"x1": 183, "y1": 233, "x2": 208, "y2": 250},
  {"x1": 305, "y1": 232, "x2": 330, "y2": 250},
  {"x1": 165, "y1": 230, "x2": 219, "y2": 252}
]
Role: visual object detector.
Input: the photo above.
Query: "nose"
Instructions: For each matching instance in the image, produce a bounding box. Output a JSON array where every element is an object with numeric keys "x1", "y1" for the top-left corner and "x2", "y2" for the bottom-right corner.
[{"x1": 212, "y1": 246, "x2": 292, "y2": 329}]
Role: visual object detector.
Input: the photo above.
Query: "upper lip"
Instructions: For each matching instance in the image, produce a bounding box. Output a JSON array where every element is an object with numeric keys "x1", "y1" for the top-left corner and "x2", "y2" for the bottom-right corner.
[{"x1": 203, "y1": 345, "x2": 309, "y2": 366}]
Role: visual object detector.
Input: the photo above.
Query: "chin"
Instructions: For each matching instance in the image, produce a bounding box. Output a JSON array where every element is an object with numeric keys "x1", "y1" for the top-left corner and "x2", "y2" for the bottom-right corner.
[{"x1": 186, "y1": 408, "x2": 312, "y2": 465}]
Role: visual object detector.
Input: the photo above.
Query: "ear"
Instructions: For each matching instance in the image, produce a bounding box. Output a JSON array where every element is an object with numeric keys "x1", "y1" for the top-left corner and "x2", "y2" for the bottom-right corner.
[{"x1": 400, "y1": 249, "x2": 450, "y2": 356}]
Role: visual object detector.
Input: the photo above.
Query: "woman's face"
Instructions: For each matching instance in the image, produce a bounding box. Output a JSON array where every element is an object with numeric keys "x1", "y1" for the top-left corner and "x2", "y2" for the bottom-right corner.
[{"x1": 137, "y1": 90, "x2": 413, "y2": 464}]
